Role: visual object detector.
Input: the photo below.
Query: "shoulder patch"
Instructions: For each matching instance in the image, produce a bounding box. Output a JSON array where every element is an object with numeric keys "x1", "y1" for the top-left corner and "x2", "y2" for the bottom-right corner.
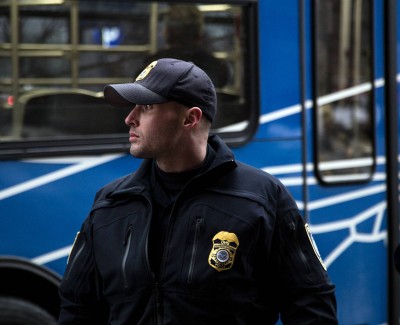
[
  {"x1": 305, "y1": 223, "x2": 327, "y2": 271},
  {"x1": 67, "y1": 231, "x2": 80, "y2": 264}
]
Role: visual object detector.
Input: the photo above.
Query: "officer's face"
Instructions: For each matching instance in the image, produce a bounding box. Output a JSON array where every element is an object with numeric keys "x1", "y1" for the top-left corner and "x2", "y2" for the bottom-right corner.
[{"x1": 125, "y1": 102, "x2": 187, "y2": 160}]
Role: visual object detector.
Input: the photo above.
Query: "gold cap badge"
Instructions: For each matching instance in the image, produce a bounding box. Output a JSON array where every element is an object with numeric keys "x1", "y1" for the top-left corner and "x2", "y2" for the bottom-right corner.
[
  {"x1": 208, "y1": 231, "x2": 239, "y2": 272},
  {"x1": 136, "y1": 60, "x2": 157, "y2": 81}
]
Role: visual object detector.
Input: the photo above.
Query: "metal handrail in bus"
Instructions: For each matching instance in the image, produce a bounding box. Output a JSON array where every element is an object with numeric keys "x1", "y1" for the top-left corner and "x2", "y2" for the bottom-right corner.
[{"x1": 12, "y1": 88, "x2": 104, "y2": 138}]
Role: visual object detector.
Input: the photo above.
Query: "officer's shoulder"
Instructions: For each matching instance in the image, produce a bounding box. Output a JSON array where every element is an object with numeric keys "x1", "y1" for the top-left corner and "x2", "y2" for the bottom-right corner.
[
  {"x1": 235, "y1": 161, "x2": 283, "y2": 185},
  {"x1": 95, "y1": 173, "x2": 136, "y2": 200},
  {"x1": 234, "y1": 161, "x2": 296, "y2": 206}
]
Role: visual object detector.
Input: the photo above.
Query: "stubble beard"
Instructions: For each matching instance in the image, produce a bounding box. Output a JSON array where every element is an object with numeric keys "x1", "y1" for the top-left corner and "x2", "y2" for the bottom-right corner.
[{"x1": 129, "y1": 140, "x2": 157, "y2": 160}]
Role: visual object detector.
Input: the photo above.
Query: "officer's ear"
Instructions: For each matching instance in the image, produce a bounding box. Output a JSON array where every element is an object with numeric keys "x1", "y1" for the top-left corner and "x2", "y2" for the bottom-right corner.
[{"x1": 184, "y1": 107, "x2": 202, "y2": 128}]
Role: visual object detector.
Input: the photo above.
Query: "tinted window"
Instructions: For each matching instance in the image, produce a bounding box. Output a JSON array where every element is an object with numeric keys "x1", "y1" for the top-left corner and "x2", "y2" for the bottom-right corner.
[
  {"x1": 0, "y1": 1, "x2": 256, "y2": 157},
  {"x1": 314, "y1": 0, "x2": 375, "y2": 183}
]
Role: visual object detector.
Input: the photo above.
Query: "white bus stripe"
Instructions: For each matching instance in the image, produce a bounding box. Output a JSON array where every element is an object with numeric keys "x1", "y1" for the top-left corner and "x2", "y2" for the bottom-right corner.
[
  {"x1": 0, "y1": 154, "x2": 122, "y2": 200},
  {"x1": 32, "y1": 245, "x2": 72, "y2": 265}
]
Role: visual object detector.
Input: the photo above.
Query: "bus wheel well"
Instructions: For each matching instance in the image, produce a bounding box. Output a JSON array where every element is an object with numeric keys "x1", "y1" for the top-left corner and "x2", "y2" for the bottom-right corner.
[{"x1": 0, "y1": 256, "x2": 61, "y2": 319}]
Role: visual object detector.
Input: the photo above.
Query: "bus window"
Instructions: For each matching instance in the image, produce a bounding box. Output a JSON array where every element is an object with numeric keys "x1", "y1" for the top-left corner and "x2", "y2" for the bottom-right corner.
[
  {"x1": 19, "y1": 91, "x2": 131, "y2": 138},
  {"x1": 313, "y1": 0, "x2": 375, "y2": 184},
  {"x1": 0, "y1": 1, "x2": 257, "y2": 158}
]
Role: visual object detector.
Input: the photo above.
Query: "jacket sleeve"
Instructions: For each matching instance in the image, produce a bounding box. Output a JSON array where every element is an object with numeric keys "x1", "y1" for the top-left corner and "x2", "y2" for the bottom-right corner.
[
  {"x1": 58, "y1": 216, "x2": 108, "y2": 324},
  {"x1": 271, "y1": 183, "x2": 338, "y2": 324}
]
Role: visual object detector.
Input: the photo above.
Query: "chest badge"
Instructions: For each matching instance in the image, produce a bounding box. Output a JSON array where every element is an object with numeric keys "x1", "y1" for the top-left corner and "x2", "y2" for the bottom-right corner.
[{"x1": 208, "y1": 231, "x2": 239, "y2": 272}]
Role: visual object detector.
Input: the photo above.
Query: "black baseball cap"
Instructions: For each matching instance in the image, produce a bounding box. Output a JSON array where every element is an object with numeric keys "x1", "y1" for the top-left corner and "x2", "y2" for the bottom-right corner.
[{"x1": 103, "y1": 58, "x2": 217, "y2": 122}]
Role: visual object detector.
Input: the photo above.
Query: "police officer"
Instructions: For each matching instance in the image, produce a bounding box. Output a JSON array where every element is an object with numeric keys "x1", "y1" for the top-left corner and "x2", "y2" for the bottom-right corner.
[{"x1": 58, "y1": 58, "x2": 338, "y2": 324}]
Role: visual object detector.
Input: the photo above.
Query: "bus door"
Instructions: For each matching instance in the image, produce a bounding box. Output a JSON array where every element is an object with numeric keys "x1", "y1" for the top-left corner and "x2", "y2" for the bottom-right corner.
[{"x1": 308, "y1": 1, "x2": 394, "y2": 324}]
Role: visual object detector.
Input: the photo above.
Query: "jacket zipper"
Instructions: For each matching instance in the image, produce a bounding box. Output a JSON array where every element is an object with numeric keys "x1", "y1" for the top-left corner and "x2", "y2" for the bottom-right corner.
[
  {"x1": 187, "y1": 216, "x2": 202, "y2": 284},
  {"x1": 122, "y1": 224, "x2": 133, "y2": 288},
  {"x1": 154, "y1": 282, "x2": 162, "y2": 325},
  {"x1": 151, "y1": 190, "x2": 189, "y2": 324},
  {"x1": 143, "y1": 160, "x2": 235, "y2": 324},
  {"x1": 148, "y1": 164, "x2": 232, "y2": 323},
  {"x1": 141, "y1": 196, "x2": 162, "y2": 325}
]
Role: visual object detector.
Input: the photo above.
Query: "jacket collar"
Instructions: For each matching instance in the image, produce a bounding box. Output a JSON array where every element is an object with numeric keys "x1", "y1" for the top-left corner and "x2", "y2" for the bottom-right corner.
[{"x1": 109, "y1": 135, "x2": 236, "y2": 199}]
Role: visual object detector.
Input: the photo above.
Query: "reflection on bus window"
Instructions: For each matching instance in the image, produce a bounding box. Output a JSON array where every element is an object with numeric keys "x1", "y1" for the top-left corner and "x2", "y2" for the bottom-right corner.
[
  {"x1": 19, "y1": 91, "x2": 131, "y2": 138},
  {"x1": 314, "y1": 0, "x2": 374, "y2": 183},
  {"x1": 0, "y1": 2, "x2": 248, "y2": 143},
  {"x1": 139, "y1": 5, "x2": 231, "y2": 88}
]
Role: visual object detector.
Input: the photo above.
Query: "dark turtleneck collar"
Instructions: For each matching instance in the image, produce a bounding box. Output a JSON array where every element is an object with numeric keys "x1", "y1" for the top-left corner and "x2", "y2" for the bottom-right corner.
[{"x1": 151, "y1": 144, "x2": 216, "y2": 205}]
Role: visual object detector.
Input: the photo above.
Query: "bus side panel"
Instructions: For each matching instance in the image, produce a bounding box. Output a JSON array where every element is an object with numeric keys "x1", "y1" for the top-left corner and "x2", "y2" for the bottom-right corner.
[
  {"x1": 257, "y1": 0, "x2": 302, "y2": 140},
  {"x1": 0, "y1": 155, "x2": 141, "y2": 275}
]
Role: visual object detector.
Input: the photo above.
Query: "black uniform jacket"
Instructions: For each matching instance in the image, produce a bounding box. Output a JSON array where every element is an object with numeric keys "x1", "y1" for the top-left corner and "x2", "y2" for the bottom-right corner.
[{"x1": 59, "y1": 135, "x2": 338, "y2": 325}]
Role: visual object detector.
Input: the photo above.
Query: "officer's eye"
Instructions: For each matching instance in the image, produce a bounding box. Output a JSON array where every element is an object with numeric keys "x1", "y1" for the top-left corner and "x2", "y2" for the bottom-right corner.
[{"x1": 143, "y1": 104, "x2": 153, "y2": 111}]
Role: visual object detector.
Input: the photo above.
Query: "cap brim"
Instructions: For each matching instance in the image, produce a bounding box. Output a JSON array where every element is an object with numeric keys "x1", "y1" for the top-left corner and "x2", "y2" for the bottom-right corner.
[{"x1": 104, "y1": 83, "x2": 168, "y2": 107}]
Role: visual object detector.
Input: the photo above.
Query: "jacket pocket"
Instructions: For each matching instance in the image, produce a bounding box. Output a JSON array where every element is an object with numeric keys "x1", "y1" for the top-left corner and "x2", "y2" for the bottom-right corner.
[
  {"x1": 187, "y1": 217, "x2": 203, "y2": 284},
  {"x1": 283, "y1": 217, "x2": 325, "y2": 284},
  {"x1": 122, "y1": 224, "x2": 133, "y2": 288}
]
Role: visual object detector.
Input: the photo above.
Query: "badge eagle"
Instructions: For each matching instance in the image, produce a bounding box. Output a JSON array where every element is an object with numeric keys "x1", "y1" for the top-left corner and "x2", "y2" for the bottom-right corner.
[{"x1": 208, "y1": 231, "x2": 239, "y2": 272}]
